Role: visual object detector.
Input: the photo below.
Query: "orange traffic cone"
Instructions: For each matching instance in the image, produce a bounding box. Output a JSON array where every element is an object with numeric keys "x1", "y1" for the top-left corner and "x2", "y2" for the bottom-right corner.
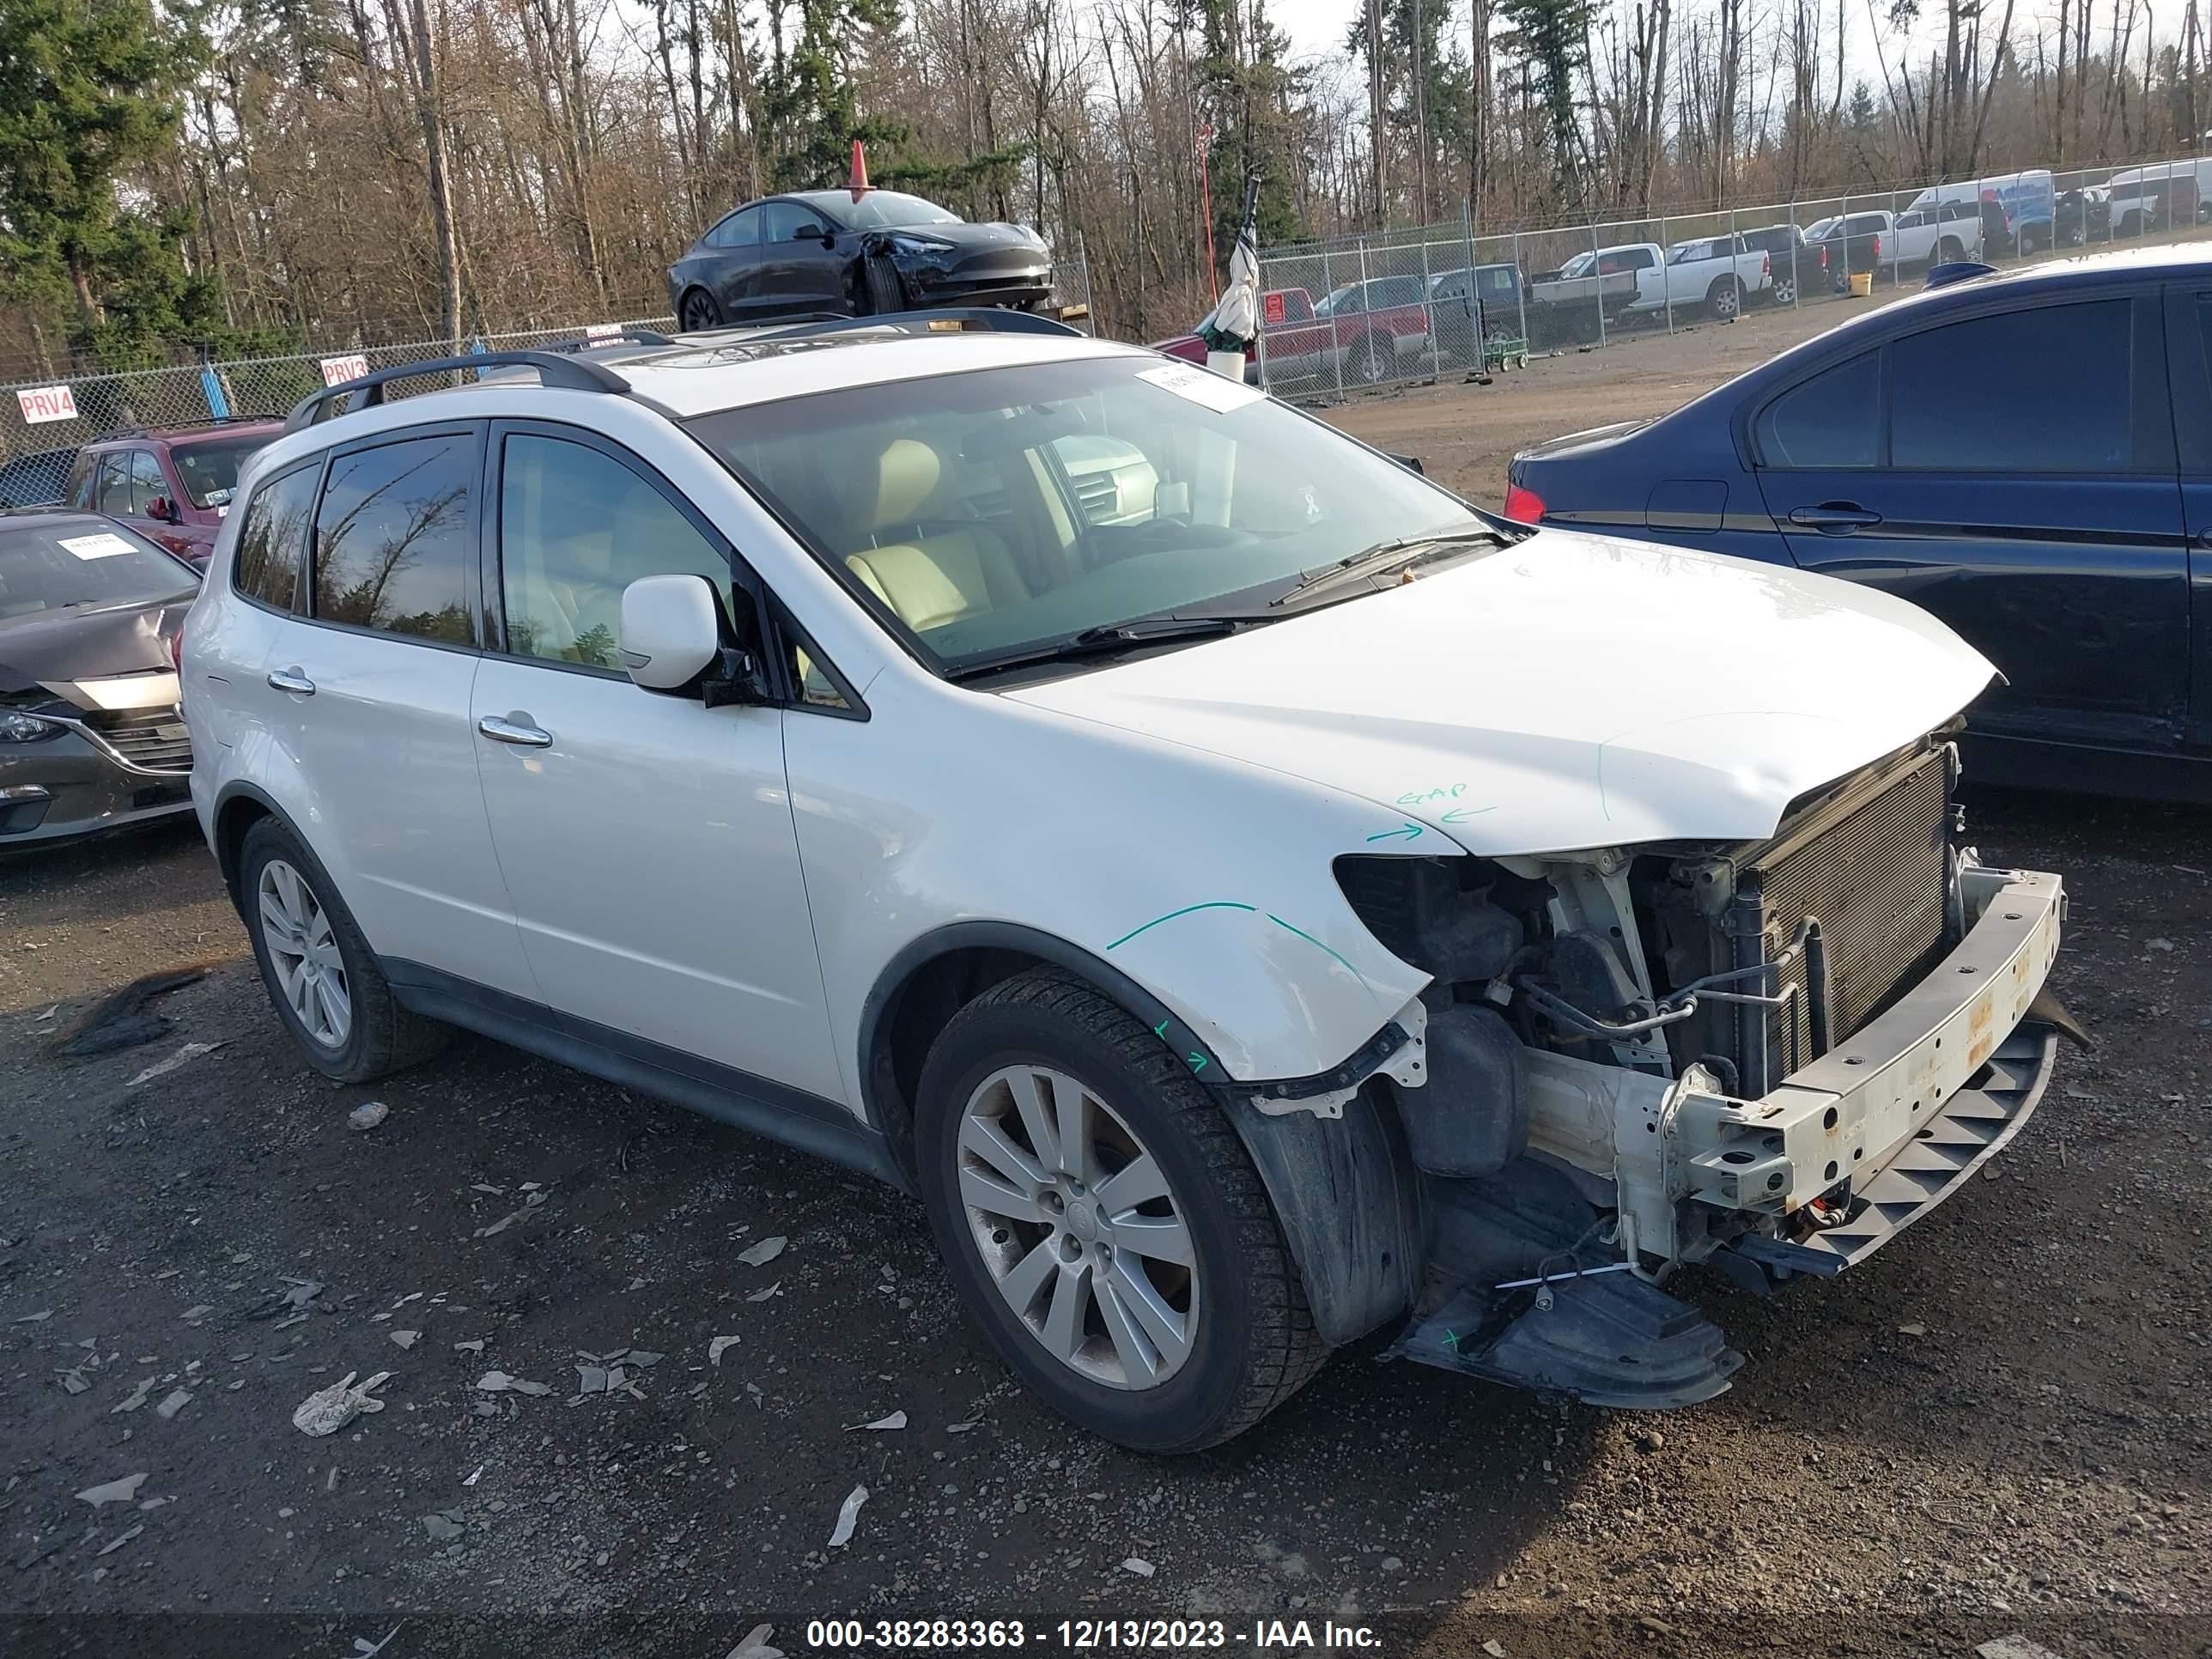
[{"x1": 849, "y1": 140, "x2": 869, "y2": 195}]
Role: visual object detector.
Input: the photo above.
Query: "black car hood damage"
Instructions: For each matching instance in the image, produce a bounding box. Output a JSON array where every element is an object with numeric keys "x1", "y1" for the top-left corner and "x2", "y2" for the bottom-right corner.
[{"x1": 0, "y1": 599, "x2": 188, "y2": 709}]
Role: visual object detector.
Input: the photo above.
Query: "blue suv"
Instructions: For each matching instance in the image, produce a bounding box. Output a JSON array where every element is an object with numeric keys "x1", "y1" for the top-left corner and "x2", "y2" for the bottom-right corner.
[{"x1": 1505, "y1": 246, "x2": 2212, "y2": 801}]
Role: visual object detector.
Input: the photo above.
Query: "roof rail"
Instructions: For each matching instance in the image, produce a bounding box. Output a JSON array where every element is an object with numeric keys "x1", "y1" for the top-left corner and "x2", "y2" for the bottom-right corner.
[
  {"x1": 282, "y1": 350, "x2": 630, "y2": 434},
  {"x1": 93, "y1": 415, "x2": 277, "y2": 443}
]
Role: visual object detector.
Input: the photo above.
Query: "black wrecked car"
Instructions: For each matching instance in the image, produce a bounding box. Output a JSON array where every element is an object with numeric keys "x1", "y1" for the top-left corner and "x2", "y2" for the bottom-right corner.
[
  {"x1": 0, "y1": 509, "x2": 198, "y2": 845},
  {"x1": 666, "y1": 189, "x2": 1052, "y2": 332}
]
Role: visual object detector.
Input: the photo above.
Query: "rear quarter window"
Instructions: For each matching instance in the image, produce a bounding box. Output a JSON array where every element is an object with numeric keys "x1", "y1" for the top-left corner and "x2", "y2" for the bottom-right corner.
[
  {"x1": 233, "y1": 462, "x2": 320, "y2": 612},
  {"x1": 1753, "y1": 349, "x2": 1881, "y2": 469}
]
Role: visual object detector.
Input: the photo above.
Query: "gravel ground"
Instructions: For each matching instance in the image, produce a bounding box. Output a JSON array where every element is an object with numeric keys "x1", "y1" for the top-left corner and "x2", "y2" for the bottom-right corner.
[{"x1": 2, "y1": 790, "x2": 2205, "y2": 1659}]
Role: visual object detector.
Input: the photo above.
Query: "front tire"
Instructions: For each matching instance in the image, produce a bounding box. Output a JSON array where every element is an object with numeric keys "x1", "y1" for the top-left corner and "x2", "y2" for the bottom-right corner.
[
  {"x1": 864, "y1": 253, "x2": 905, "y2": 314},
  {"x1": 238, "y1": 817, "x2": 449, "y2": 1085},
  {"x1": 914, "y1": 969, "x2": 1327, "y2": 1452}
]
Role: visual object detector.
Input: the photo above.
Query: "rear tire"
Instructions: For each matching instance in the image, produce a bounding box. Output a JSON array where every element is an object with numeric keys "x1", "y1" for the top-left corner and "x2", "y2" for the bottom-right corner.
[
  {"x1": 1346, "y1": 331, "x2": 1392, "y2": 385},
  {"x1": 1706, "y1": 276, "x2": 1742, "y2": 319},
  {"x1": 913, "y1": 968, "x2": 1328, "y2": 1452},
  {"x1": 238, "y1": 817, "x2": 449, "y2": 1085},
  {"x1": 1936, "y1": 236, "x2": 1965, "y2": 264},
  {"x1": 864, "y1": 253, "x2": 905, "y2": 314},
  {"x1": 678, "y1": 288, "x2": 723, "y2": 331}
]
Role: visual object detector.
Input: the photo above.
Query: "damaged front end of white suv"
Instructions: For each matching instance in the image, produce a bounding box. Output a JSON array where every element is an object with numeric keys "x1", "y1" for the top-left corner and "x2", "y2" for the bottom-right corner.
[{"x1": 1307, "y1": 737, "x2": 2070, "y2": 1407}]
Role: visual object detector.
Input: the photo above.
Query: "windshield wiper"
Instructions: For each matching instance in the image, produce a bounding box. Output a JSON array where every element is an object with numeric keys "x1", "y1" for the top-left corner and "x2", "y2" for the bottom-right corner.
[
  {"x1": 1267, "y1": 523, "x2": 1514, "y2": 607},
  {"x1": 944, "y1": 615, "x2": 1264, "y2": 683}
]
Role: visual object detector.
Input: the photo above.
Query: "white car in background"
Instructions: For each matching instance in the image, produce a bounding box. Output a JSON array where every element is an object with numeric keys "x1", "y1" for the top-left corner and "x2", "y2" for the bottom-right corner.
[
  {"x1": 181, "y1": 314, "x2": 2069, "y2": 1451},
  {"x1": 1622, "y1": 234, "x2": 1773, "y2": 319}
]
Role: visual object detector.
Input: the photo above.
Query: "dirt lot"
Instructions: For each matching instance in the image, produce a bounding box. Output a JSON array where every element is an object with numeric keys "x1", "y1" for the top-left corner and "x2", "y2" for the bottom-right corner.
[{"x1": 5, "y1": 328, "x2": 2212, "y2": 1658}]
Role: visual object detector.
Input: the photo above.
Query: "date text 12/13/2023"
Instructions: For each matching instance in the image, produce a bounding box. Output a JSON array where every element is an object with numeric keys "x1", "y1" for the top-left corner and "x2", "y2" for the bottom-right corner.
[{"x1": 801, "y1": 1618, "x2": 1384, "y2": 1650}]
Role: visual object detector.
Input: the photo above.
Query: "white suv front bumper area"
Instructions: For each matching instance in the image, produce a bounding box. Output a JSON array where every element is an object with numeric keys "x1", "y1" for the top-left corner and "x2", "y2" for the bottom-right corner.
[
  {"x1": 1674, "y1": 862, "x2": 2063, "y2": 1266},
  {"x1": 1397, "y1": 860, "x2": 2067, "y2": 1410}
]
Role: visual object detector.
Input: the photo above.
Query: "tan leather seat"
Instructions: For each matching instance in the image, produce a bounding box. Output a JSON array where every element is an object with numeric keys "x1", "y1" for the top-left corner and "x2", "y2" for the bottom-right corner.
[{"x1": 842, "y1": 438, "x2": 1030, "y2": 632}]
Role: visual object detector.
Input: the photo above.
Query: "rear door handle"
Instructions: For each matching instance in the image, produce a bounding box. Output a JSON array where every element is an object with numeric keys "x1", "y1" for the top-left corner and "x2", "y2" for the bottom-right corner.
[
  {"x1": 266, "y1": 667, "x2": 316, "y2": 695},
  {"x1": 1788, "y1": 502, "x2": 1885, "y2": 532},
  {"x1": 477, "y1": 713, "x2": 553, "y2": 748}
]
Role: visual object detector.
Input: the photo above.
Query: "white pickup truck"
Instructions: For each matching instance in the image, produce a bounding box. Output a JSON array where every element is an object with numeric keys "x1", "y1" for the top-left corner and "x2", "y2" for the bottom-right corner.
[
  {"x1": 1883, "y1": 201, "x2": 1986, "y2": 269},
  {"x1": 1620, "y1": 234, "x2": 1773, "y2": 320}
]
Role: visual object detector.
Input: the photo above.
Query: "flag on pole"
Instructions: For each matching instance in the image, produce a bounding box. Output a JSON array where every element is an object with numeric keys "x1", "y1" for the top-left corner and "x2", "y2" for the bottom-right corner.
[{"x1": 1197, "y1": 174, "x2": 1262, "y2": 357}]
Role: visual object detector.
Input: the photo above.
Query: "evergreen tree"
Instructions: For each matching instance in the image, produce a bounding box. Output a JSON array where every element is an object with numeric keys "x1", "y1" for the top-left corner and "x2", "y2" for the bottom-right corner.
[
  {"x1": 0, "y1": 0, "x2": 215, "y2": 361},
  {"x1": 1189, "y1": 0, "x2": 1307, "y2": 264},
  {"x1": 1344, "y1": 0, "x2": 1473, "y2": 222},
  {"x1": 760, "y1": 0, "x2": 902, "y2": 189},
  {"x1": 1494, "y1": 0, "x2": 1595, "y2": 209}
]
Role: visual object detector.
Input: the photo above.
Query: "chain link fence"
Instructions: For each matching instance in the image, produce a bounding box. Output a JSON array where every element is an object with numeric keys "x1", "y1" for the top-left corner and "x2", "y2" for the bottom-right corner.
[
  {"x1": 0, "y1": 252, "x2": 1091, "y2": 511},
  {"x1": 1251, "y1": 158, "x2": 2212, "y2": 402}
]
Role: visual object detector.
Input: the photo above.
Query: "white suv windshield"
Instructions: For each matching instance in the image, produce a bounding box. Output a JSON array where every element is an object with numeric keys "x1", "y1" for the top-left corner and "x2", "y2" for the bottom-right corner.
[{"x1": 683, "y1": 356, "x2": 1480, "y2": 675}]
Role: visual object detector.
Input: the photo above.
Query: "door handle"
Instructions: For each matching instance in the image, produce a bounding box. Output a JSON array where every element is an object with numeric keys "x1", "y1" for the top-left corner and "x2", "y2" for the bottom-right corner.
[
  {"x1": 266, "y1": 667, "x2": 316, "y2": 695},
  {"x1": 1788, "y1": 502, "x2": 1885, "y2": 532},
  {"x1": 477, "y1": 713, "x2": 553, "y2": 748}
]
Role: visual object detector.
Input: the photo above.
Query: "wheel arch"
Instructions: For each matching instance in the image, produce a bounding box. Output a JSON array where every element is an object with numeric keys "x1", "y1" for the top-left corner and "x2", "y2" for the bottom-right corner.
[
  {"x1": 211, "y1": 780, "x2": 292, "y2": 905},
  {"x1": 858, "y1": 922, "x2": 1423, "y2": 1347},
  {"x1": 858, "y1": 921, "x2": 1227, "y2": 1181}
]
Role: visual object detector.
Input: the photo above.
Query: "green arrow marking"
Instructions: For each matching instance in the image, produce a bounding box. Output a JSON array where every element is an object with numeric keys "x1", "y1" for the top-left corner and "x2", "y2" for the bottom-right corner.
[
  {"x1": 1440, "y1": 805, "x2": 1498, "y2": 823},
  {"x1": 1365, "y1": 821, "x2": 1423, "y2": 843}
]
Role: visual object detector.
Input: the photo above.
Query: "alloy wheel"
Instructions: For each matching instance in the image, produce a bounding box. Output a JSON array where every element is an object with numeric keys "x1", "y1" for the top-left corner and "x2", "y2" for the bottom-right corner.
[
  {"x1": 680, "y1": 291, "x2": 720, "y2": 331},
  {"x1": 258, "y1": 858, "x2": 350, "y2": 1049},
  {"x1": 956, "y1": 1065, "x2": 1198, "y2": 1390},
  {"x1": 1772, "y1": 278, "x2": 1796, "y2": 305}
]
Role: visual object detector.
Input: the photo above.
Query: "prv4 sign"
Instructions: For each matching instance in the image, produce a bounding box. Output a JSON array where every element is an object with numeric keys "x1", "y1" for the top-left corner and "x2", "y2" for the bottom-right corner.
[{"x1": 15, "y1": 385, "x2": 79, "y2": 425}]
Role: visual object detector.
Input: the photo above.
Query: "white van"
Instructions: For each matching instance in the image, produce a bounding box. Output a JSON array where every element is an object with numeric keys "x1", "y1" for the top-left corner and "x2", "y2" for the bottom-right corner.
[{"x1": 1901, "y1": 169, "x2": 2057, "y2": 252}]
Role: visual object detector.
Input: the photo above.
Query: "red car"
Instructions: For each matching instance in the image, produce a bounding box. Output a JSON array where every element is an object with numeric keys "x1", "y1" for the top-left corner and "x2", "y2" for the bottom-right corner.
[
  {"x1": 64, "y1": 418, "x2": 286, "y2": 568},
  {"x1": 1151, "y1": 280, "x2": 1434, "y2": 388}
]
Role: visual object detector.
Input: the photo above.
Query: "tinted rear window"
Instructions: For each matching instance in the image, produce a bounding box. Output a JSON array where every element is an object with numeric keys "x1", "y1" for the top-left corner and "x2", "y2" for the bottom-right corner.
[
  {"x1": 1890, "y1": 301, "x2": 2132, "y2": 470},
  {"x1": 312, "y1": 434, "x2": 477, "y2": 643}
]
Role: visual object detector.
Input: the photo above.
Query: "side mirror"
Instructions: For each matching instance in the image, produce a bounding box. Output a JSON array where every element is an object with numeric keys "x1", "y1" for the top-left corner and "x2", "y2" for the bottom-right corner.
[
  {"x1": 1385, "y1": 453, "x2": 1426, "y2": 477},
  {"x1": 619, "y1": 574, "x2": 773, "y2": 705},
  {"x1": 147, "y1": 495, "x2": 179, "y2": 523}
]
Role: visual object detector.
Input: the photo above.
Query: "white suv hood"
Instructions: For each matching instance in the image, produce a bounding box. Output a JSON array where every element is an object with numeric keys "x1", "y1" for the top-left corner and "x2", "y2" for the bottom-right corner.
[{"x1": 1007, "y1": 530, "x2": 1996, "y2": 854}]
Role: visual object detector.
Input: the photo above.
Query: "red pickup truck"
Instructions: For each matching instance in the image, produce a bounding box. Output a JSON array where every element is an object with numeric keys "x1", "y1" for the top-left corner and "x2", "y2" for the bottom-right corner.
[{"x1": 1150, "y1": 278, "x2": 1434, "y2": 388}]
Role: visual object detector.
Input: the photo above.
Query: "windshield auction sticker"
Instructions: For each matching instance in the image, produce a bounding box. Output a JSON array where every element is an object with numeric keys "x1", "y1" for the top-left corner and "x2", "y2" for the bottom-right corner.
[
  {"x1": 57, "y1": 532, "x2": 136, "y2": 561},
  {"x1": 1136, "y1": 362, "x2": 1265, "y2": 414}
]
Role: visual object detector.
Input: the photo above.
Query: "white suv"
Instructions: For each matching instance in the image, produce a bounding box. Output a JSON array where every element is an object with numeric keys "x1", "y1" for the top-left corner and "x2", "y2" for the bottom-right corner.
[{"x1": 184, "y1": 315, "x2": 2069, "y2": 1450}]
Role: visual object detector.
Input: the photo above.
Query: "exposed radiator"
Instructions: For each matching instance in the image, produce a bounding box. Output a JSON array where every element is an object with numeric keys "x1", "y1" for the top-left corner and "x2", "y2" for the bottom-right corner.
[{"x1": 1656, "y1": 744, "x2": 1954, "y2": 1095}]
